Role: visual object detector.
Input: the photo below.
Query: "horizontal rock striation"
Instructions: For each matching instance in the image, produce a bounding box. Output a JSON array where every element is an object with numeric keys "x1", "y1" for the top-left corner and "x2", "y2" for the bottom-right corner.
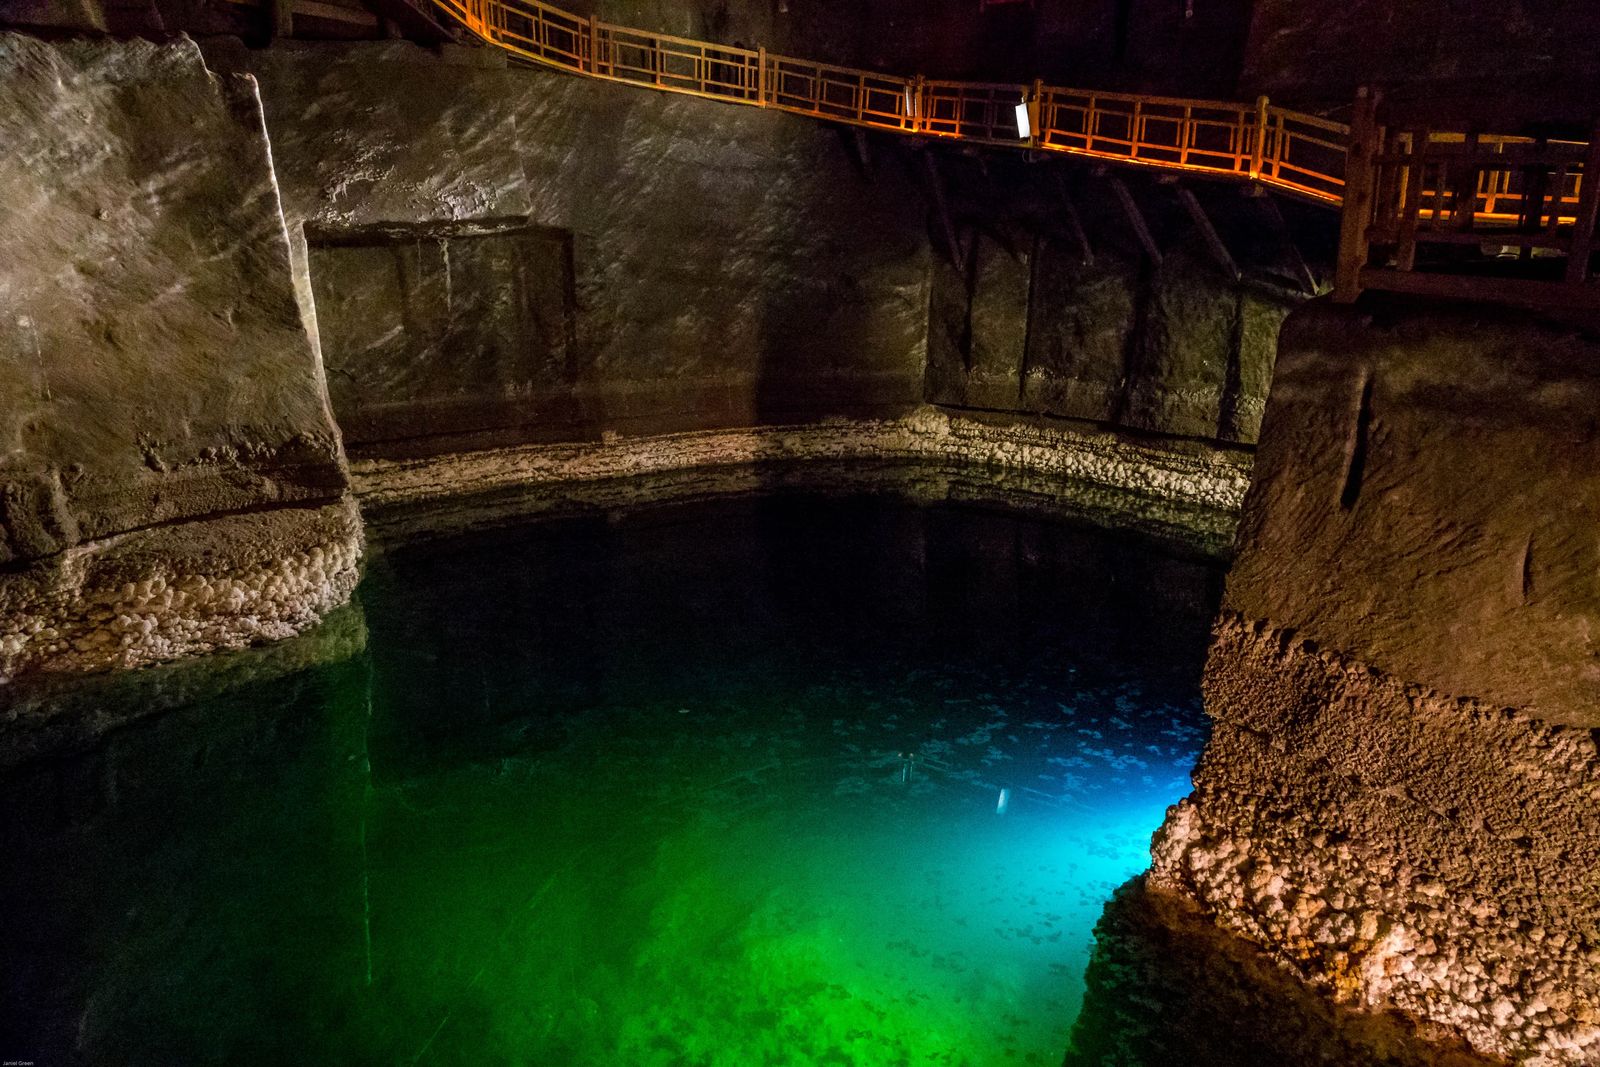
[
  {"x1": 1154, "y1": 301, "x2": 1600, "y2": 1065},
  {"x1": 351, "y1": 408, "x2": 1251, "y2": 554}
]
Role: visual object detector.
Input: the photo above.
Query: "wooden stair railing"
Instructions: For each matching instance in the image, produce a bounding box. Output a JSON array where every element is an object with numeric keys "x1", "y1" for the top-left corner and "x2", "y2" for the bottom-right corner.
[{"x1": 428, "y1": 0, "x2": 1598, "y2": 314}]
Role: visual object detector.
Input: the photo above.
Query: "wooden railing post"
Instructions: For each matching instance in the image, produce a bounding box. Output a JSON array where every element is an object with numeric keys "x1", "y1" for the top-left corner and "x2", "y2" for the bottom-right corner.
[
  {"x1": 912, "y1": 75, "x2": 925, "y2": 133},
  {"x1": 1334, "y1": 86, "x2": 1381, "y2": 302},
  {"x1": 1567, "y1": 120, "x2": 1600, "y2": 286},
  {"x1": 756, "y1": 46, "x2": 767, "y2": 105},
  {"x1": 587, "y1": 15, "x2": 600, "y2": 74},
  {"x1": 1250, "y1": 94, "x2": 1269, "y2": 179},
  {"x1": 1027, "y1": 78, "x2": 1043, "y2": 147},
  {"x1": 1394, "y1": 127, "x2": 1429, "y2": 271}
]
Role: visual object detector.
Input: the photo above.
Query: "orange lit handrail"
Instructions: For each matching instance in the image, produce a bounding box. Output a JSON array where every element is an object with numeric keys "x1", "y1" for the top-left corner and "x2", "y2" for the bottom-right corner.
[
  {"x1": 434, "y1": 0, "x2": 1352, "y2": 204},
  {"x1": 433, "y1": 0, "x2": 1594, "y2": 227}
]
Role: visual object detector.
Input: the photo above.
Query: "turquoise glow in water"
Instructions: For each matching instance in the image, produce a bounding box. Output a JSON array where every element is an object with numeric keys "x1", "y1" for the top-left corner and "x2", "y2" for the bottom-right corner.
[{"x1": 2, "y1": 496, "x2": 1220, "y2": 1066}]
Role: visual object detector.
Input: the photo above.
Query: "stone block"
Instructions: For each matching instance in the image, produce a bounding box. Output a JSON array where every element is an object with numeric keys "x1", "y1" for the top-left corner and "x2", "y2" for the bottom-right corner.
[
  {"x1": 0, "y1": 34, "x2": 357, "y2": 681},
  {"x1": 1021, "y1": 241, "x2": 1136, "y2": 423}
]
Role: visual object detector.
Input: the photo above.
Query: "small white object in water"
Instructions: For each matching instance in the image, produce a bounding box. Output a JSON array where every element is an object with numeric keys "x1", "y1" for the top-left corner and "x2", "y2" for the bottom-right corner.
[
  {"x1": 677, "y1": 708, "x2": 691, "y2": 715},
  {"x1": 996, "y1": 788, "x2": 1011, "y2": 815}
]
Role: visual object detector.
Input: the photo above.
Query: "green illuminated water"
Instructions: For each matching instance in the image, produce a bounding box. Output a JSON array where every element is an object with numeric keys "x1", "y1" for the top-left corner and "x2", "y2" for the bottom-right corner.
[{"x1": 2, "y1": 496, "x2": 1220, "y2": 1066}]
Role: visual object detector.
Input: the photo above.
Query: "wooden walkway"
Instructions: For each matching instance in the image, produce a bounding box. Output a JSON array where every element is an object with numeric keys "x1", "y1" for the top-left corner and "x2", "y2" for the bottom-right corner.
[
  {"x1": 433, "y1": 0, "x2": 1346, "y2": 203},
  {"x1": 432, "y1": 0, "x2": 1599, "y2": 313}
]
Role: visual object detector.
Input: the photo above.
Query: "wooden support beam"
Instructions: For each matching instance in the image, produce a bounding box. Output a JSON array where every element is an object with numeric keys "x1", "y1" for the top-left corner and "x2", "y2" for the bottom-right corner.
[
  {"x1": 1108, "y1": 175, "x2": 1161, "y2": 266},
  {"x1": 1565, "y1": 121, "x2": 1600, "y2": 286},
  {"x1": 1333, "y1": 86, "x2": 1381, "y2": 302},
  {"x1": 923, "y1": 151, "x2": 967, "y2": 272},
  {"x1": 849, "y1": 127, "x2": 873, "y2": 176},
  {"x1": 267, "y1": 0, "x2": 294, "y2": 38},
  {"x1": 1360, "y1": 266, "x2": 1600, "y2": 315},
  {"x1": 1176, "y1": 186, "x2": 1240, "y2": 283},
  {"x1": 1256, "y1": 192, "x2": 1319, "y2": 294},
  {"x1": 1055, "y1": 174, "x2": 1094, "y2": 266},
  {"x1": 297, "y1": 0, "x2": 379, "y2": 25},
  {"x1": 1452, "y1": 130, "x2": 1480, "y2": 233}
]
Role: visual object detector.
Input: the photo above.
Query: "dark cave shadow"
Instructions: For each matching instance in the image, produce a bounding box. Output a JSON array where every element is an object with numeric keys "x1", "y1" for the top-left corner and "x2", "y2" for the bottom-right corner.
[{"x1": 1063, "y1": 877, "x2": 1501, "y2": 1067}]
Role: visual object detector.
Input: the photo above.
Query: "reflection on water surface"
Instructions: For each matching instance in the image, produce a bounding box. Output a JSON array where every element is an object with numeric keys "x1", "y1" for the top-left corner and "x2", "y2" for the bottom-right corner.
[{"x1": 3, "y1": 495, "x2": 1223, "y2": 1066}]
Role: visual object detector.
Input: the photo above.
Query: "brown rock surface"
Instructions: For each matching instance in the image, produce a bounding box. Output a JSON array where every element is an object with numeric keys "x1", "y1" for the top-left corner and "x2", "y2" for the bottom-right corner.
[
  {"x1": 1228, "y1": 302, "x2": 1600, "y2": 725},
  {"x1": 0, "y1": 34, "x2": 359, "y2": 683},
  {"x1": 211, "y1": 40, "x2": 930, "y2": 459},
  {"x1": 1156, "y1": 299, "x2": 1600, "y2": 1065}
]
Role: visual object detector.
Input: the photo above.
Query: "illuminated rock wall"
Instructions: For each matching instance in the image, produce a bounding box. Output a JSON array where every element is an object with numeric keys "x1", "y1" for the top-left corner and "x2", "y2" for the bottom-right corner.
[
  {"x1": 923, "y1": 162, "x2": 1310, "y2": 448},
  {"x1": 1152, "y1": 301, "x2": 1600, "y2": 1064},
  {"x1": 207, "y1": 39, "x2": 1268, "y2": 553},
  {"x1": 207, "y1": 39, "x2": 932, "y2": 460},
  {"x1": 0, "y1": 34, "x2": 360, "y2": 684}
]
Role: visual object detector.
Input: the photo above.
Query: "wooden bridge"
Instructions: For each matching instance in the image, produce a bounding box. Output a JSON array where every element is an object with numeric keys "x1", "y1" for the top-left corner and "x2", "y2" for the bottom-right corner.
[{"x1": 431, "y1": 0, "x2": 1598, "y2": 315}]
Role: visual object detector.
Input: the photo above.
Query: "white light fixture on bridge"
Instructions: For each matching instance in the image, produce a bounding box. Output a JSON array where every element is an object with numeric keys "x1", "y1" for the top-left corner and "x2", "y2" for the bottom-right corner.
[{"x1": 1014, "y1": 99, "x2": 1031, "y2": 139}]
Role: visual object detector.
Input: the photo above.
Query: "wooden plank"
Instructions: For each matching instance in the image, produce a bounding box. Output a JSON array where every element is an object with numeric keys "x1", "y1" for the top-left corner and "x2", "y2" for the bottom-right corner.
[
  {"x1": 1108, "y1": 176, "x2": 1161, "y2": 265},
  {"x1": 1055, "y1": 173, "x2": 1094, "y2": 265},
  {"x1": 293, "y1": 0, "x2": 379, "y2": 25},
  {"x1": 849, "y1": 127, "x2": 873, "y2": 175},
  {"x1": 1333, "y1": 87, "x2": 1381, "y2": 301},
  {"x1": 1566, "y1": 122, "x2": 1600, "y2": 285},
  {"x1": 1360, "y1": 266, "x2": 1600, "y2": 311},
  {"x1": 1410, "y1": 229, "x2": 1567, "y2": 250},
  {"x1": 1257, "y1": 192, "x2": 1318, "y2": 293},
  {"x1": 1249, "y1": 95, "x2": 1269, "y2": 179},
  {"x1": 268, "y1": 0, "x2": 294, "y2": 38},
  {"x1": 1176, "y1": 186, "x2": 1239, "y2": 282}
]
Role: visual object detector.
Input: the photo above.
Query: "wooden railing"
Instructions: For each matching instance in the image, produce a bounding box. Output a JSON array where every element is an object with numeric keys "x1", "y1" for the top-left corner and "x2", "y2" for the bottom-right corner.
[
  {"x1": 432, "y1": 0, "x2": 1598, "y2": 313},
  {"x1": 1336, "y1": 89, "x2": 1600, "y2": 313},
  {"x1": 430, "y1": 0, "x2": 1346, "y2": 204}
]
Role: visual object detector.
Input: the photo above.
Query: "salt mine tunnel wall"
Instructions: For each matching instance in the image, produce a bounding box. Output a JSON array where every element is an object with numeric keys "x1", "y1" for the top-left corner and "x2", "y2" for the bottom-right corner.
[
  {"x1": 1152, "y1": 301, "x2": 1600, "y2": 1064},
  {"x1": 0, "y1": 29, "x2": 1285, "y2": 686},
  {"x1": 0, "y1": 33, "x2": 362, "y2": 685},
  {"x1": 7, "y1": 20, "x2": 1600, "y2": 1065},
  {"x1": 200, "y1": 38, "x2": 1277, "y2": 548}
]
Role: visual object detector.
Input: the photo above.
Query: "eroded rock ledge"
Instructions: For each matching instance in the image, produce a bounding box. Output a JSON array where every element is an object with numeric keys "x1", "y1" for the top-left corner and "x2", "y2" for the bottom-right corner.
[
  {"x1": 351, "y1": 408, "x2": 1252, "y2": 554},
  {"x1": 0, "y1": 499, "x2": 362, "y2": 684},
  {"x1": 1153, "y1": 301, "x2": 1600, "y2": 1066},
  {"x1": 1068, "y1": 876, "x2": 1501, "y2": 1067},
  {"x1": 1153, "y1": 614, "x2": 1600, "y2": 1065}
]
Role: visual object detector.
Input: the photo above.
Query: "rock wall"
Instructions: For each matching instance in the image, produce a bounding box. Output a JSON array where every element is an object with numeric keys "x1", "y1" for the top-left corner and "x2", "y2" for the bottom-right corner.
[
  {"x1": 1241, "y1": 0, "x2": 1600, "y2": 128},
  {"x1": 2, "y1": 0, "x2": 1252, "y2": 96},
  {"x1": 0, "y1": 33, "x2": 360, "y2": 684},
  {"x1": 925, "y1": 158, "x2": 1315, "y2": 447},
  {"x1": 1152, "y1": 300, "x2": 1600, "y2": 1064},
  {"x1": 200, "y1": 37, "x2": 1274, "y2": 545},
  {"x1": 550, "y1": 0, "x2": 1252, "y2": 95},
  {"x1": 205, "y1": 38, "x2": 931, "y2": 461}
]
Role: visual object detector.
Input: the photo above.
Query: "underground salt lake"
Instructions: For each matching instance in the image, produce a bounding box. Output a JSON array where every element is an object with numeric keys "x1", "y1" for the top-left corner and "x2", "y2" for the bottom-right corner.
[{"x1": 1, "y1": 494, "x2": 1223, "y2": 1066}]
